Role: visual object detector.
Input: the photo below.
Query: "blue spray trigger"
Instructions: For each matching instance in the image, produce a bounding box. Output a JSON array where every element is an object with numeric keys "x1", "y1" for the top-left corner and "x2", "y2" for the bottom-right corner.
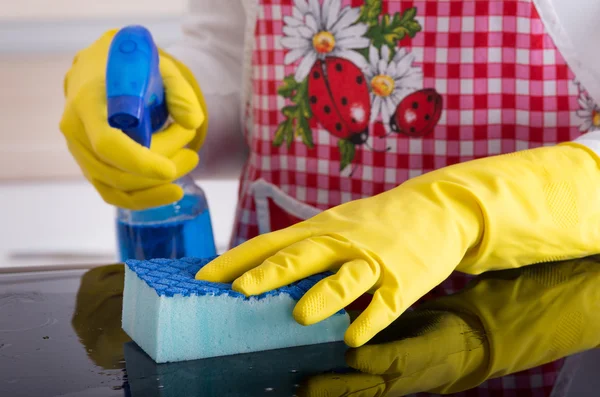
[{"x1": 106, "y1": 25, "x2": 168, "y2": 148}]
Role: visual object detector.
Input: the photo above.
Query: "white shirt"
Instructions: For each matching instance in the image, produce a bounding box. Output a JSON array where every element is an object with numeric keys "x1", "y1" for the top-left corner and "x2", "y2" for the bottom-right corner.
[{"x1": 166, "y1": 0, "x2": 249, "y2": 178}]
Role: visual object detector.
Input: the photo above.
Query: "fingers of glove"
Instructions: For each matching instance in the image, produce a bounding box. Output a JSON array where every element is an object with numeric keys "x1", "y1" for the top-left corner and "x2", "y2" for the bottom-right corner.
[
  {"x1": 293, "y1": 259, "x2": 377, "y2": 326},
  {"x1": 59, "y1": 102, "x2": 84, "y2": 140},
  {"x1": 345, "y1": 287, "x2": 407, "y2": 348},
  {"x1": 77, "y1": 264, "x2": 125, "y2": 314},
  {"x1": 380, "y1": 369, "x2": 457, "y2": 397},
  {"x1": 75, "y1": 87, "x2": 177, "y2": 180},
  {"x1": 346, "y1": 336, "x2": 441, "y2": 376},
  {"x1": 347, "y1": 316, "x2": 484, "y2": 380},
  {"x1": 297, "y1": 373, "x2": 386, "y2": 397},
  {"x1": 232, "y1": 235, "x2": 360, "y2": 297},
  {"x1": 91, "y1": 179, "x2": 184, "y2": 211},
  {"x1": 68, "y1": 140, "x2": 198, "y2": 191},
  {"x1": 159, "y1": 55, "x2": 205, "y2": 130},
  {"x1": 80, "y1": 264, "x2": 124, "y2": 293},
  {"x1": 195, "y1": 226, "x2": 312, "y2": 283},
  {"x1": 149, "y1": 123, "x2": 197, "y2": 158},
  {"x1": 168, "y1": 148, "x2": 199, "y2": 177},
  {"x1": 341, "y1": 254, "x2": 454, "y2": 348}
]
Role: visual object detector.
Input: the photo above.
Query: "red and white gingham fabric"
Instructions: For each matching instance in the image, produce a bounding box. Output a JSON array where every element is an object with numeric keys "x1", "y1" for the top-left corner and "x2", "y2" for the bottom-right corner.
[{"x1": 229, "y1": 1, "x2": 594, "y2": 394}]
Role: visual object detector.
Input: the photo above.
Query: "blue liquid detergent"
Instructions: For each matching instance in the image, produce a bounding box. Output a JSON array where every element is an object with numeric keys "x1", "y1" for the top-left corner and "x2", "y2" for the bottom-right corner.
[
  {"x1": 105, "y1": 26, "x2": 217, "y2": 261},
  {"x1": 117, "y1": 191, "x2": 217, "y2": 261}
]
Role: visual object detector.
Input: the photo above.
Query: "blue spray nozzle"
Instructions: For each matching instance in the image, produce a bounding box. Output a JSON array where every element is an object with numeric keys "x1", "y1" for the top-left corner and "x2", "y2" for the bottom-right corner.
[{"x1": 106, "y1": 25, "x2": 168, "y2": 148}]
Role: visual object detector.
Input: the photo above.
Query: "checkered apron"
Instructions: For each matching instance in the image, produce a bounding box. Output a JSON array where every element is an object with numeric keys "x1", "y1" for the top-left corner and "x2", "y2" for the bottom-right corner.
[{"x1": 231, "y1": 1, "x2": 595, "y2": 394}]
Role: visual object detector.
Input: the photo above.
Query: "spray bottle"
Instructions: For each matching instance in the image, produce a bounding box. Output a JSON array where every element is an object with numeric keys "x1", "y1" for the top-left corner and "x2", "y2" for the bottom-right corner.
[{"x1": 105, "y1": 25, "x2": 217, "y2": 261}]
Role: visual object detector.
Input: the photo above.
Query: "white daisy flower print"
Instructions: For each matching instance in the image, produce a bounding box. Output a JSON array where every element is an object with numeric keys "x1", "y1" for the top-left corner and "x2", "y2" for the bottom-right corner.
[
  {"x1": 281, "y1": 0, "x2": 370, "y2": 82},
  {"x1": 364, "y1": 45, "x2": 423, "y2": 131},
  {"x1": 577, "y1": 92, "x2": 600, "y2": 132}
]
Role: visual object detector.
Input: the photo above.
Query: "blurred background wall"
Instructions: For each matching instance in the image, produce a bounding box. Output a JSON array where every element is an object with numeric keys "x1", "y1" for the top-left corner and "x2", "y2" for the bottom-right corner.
[
  {"x1": 0, "y1": 0, "x2": 186, "y2": 181},
  {"x1": 0, "y1": 1, "x2": 239, "y2": 268}
]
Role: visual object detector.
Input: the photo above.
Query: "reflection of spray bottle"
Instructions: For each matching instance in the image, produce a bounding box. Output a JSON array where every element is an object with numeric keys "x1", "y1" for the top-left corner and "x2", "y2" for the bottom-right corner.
[{"x1": 106, "y1": 25, "x2": 216, "y2": 261}]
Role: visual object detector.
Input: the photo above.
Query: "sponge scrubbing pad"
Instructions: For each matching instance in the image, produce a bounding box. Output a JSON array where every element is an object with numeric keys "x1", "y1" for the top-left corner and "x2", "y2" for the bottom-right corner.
[{"x1": 122, "y1": 257, "x2": 350, "y2": 363}]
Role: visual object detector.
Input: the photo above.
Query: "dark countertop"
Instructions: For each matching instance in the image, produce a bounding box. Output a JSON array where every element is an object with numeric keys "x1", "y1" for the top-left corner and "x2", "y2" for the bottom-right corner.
[{"x1": 0, "y1": 260, "x2": 598, "y2": 397}]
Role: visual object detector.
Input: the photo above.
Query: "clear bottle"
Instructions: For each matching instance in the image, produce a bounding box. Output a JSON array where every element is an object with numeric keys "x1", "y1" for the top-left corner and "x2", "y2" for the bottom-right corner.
[
  {"x1": 106, "y1": 25, "x2": 217, "y2": 261},
  {"x1": 116, "y1": 175, "x2": 217, "y2": 261}
]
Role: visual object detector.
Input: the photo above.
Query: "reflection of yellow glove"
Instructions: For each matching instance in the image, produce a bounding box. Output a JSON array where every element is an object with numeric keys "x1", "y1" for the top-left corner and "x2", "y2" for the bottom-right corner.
[
  {"x1": 59, "y1": 29, "x2": 208, "y2": 210},
  {"x1": 72, "y1": 264, "x2": 130, "y2": 369},
  {"x1": 301, "y1": 256, "x2": 600, "y2": 397},
  {"x1": 197, "y1": 143, "x2": 600, "y2": 347}
]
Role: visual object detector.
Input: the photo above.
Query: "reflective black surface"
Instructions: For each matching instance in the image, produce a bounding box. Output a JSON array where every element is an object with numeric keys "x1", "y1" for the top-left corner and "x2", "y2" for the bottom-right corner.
[
  {"x1": 0, "y1": 268, "x2": 127, "y2": 397},
  {"x1": 2, "y1": 258, "x2": 600, "y2": 397},
  {"x1": 0, "y1": 265, "x2": 355, "y2": 397}
]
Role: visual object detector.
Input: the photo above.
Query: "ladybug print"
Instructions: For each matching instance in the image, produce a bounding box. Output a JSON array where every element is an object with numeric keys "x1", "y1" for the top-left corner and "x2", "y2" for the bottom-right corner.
[
  {"x1": 390, "y1": 89, "x2": 443, "y2": 137},
  {"x1": 276, "y1": 1, "x2": 434, "y2": 173},
  {"x1": 308, "y1": 57, "x2": 371, "y2": 145}
]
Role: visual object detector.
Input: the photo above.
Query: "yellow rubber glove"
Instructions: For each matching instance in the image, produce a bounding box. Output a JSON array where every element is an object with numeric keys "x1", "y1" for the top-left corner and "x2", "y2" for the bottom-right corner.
[
  {"x1": 71, "y1": 264, "x2": 131, "y2": 369},
  {"x1": 59, "y1": 29, "x2": 208, "y2": 210},
  {"x1": 300, "y1": 255, "x2": 600, "y2": 396},
  {"x1": 197, "y1": 142, "x2": 600, "y2": 347}
]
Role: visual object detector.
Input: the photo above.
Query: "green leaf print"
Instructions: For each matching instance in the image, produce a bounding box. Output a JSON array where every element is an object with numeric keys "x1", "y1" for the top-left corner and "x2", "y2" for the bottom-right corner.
[
  {"x1": 296, "y1": 115, "x2": 313, "y2": 147},
  {"x1": 366, "y1": 7, "x2": 422, "y2": 55},
  {"x1": 275, "y1": 75, "x2": 314, "y2": 149},
  {"x1": 278, "y1": 75, "x2": 298, "y2": 98},
  {"x1": 273, "y1": 119, "x2": 290, "y2": 147},
  {"x1": 359, "y1": 0, "x2": 382, "y2": 27},
  {"x1": 338, "y1": 140, "x2": 356, "y2": 172}
]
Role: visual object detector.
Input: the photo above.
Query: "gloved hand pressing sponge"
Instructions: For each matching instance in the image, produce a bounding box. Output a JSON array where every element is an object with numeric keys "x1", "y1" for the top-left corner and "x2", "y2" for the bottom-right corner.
[
  {"x1": 59, "y1": 29, "x2": 208, "y2": 210},
  {"x1": 196, "y1": 142, "x2": 600, "y2": 347}
]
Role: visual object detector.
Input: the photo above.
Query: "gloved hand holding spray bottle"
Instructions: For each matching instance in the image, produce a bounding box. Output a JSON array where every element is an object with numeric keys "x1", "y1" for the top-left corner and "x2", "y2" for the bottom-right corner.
[{"x1": 105, "y1": 25, "x2": 216, "y2": 261}]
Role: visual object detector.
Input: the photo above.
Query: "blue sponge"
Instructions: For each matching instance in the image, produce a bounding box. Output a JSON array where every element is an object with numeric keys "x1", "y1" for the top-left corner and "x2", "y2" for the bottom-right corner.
[{"x1": 122, "y1": 257, "x2": 350, "y2": 363}]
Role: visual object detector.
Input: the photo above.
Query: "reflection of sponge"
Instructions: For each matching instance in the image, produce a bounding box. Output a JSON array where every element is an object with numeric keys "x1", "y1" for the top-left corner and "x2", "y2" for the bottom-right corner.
[
  {"x1": 122, "y1": 257, "x2": 350, "y2": 363},
  {"x1": 124, "y1": 341, "x2": 351, "y2": 397}
]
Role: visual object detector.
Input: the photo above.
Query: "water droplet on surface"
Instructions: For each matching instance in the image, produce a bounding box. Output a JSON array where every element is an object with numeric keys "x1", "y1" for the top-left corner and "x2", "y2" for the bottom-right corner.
[{"x1": 264, "y1": 387, "x2": 274, "y2": 391}]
